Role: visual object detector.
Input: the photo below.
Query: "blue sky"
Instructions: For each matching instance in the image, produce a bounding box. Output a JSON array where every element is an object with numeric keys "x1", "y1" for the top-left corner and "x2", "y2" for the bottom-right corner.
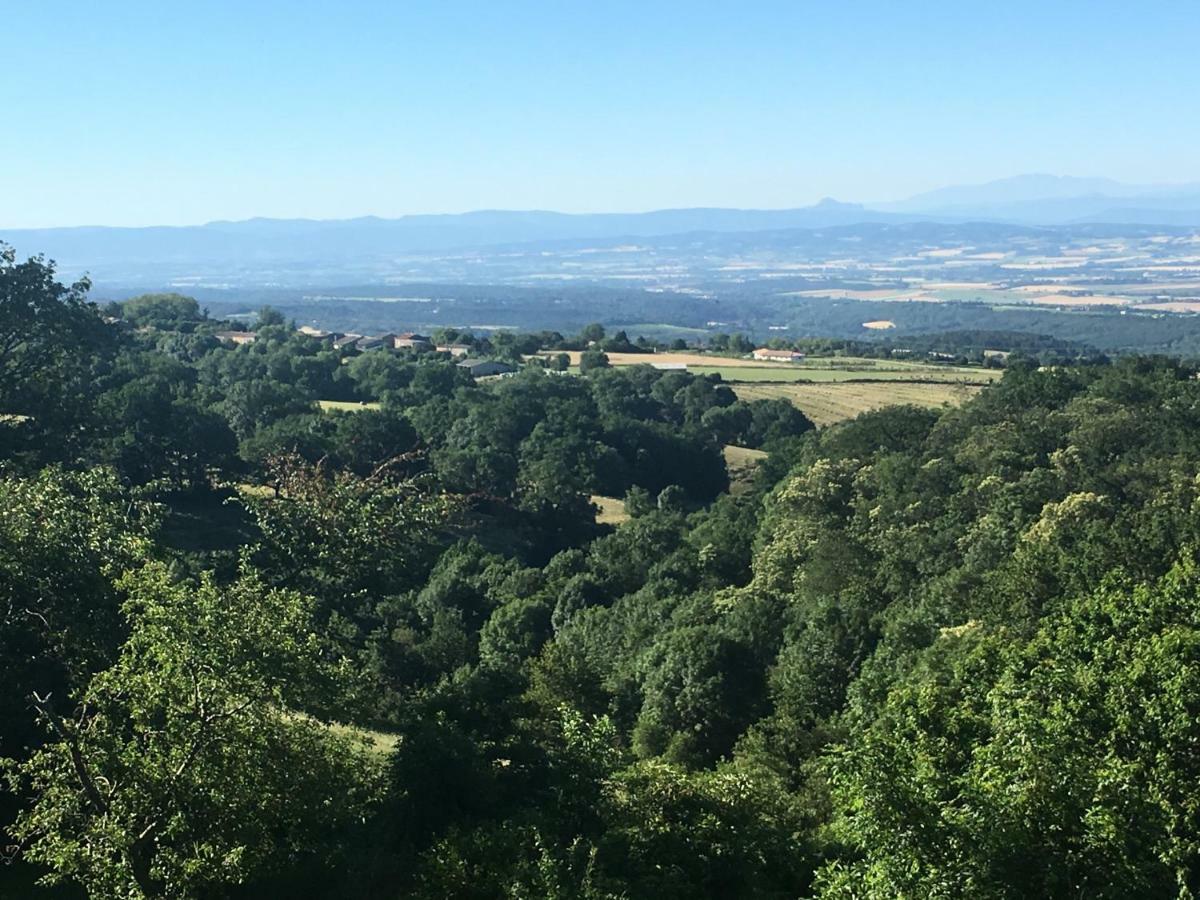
[{"x1": 3, "y1": 0, "x2": 1196, "y2": 227}]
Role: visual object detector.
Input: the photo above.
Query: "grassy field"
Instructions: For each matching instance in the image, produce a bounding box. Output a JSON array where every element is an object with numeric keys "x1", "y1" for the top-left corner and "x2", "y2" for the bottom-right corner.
[
  {"x1": 723, "y1": 444, "x2": 768, "y2": 493},
  {"x1": 555, "y1": 350, "x2": 1000, "y2": 385},
  {"x1": 592, "y1": 494, "x2": 630, "y2": 526},
  {"x1": 732, "y1": 381, "x2": 984, "y2": 427},
  {"x1": 688, "y1": 365, "x2": 997, "y2": 384},
  {"x1": 318, "y1": 400, "x2": 382, "y2": 412}
]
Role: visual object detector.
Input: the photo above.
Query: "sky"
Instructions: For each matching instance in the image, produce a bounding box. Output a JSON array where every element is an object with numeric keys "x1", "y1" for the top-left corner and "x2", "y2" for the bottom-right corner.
[{"x1": 2, "y1": 0, "x2": 1197, "y2": 227}]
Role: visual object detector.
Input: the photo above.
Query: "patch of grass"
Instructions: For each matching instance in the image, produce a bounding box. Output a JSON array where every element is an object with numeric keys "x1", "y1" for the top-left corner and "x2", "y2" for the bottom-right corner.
[
  {"x1": 235, "y1": 482, "x2": 276, "y2": 498},
  {"x1": 723, "y1": 445, "x2": 768, "y2": 494},
  {"x1": 732, "y1": 381, "x2": 984, "y2": 427},
  {"x1": 324, "y1": 719, "x2": 400, "y2": 757},
  {"x1": 591, "y1": 494, "x2": 630, "y2": 526},
  {"x1": 318, "y1": 400, "x2": 381, "y2": 412}
]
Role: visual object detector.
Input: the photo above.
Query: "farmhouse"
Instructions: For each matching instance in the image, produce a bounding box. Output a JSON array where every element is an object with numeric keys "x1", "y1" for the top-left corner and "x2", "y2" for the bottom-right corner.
[
  {"x1": 333, "y1": 334, "x2": 364, "y2": 350},
  {"x1": 394, "y1": 332, "x2": 432, "y2": 349},
  {"x1": 436, "y1": 343, "x2": 472, "y2": 357},
  {"x1": 214, "y1": 330, "x2": 257, "y2": 345},
  {"x1": 752, "y1": 348, "x2": 805, "y2": 362},
  {"x1": 458, "y1": 358, "x2": 518, "y2": 377}
]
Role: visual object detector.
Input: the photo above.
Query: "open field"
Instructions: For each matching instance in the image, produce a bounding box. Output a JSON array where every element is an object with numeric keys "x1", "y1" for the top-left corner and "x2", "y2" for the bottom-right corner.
[
  {"x1": 724, "y1": 444, "x2": 768, "y2": 493},
  {"x1": 562, "y1": 350, "x2": 796, "y2": 368},
  {"x1": 318, "y1": 399, "x2": 382, "y2": 412},
  {"x1": 557, "y1": 351, "x2": 1000, "y2": 384},
  {"x1": 688, "y1": 365, "x2": 999, "y2": 384},
  {"x1": 592, "y1": 494, "x2": 630, "y2": 526},
  {"x1": 732, "y1": 381, "x2": 985, "y2": 427}
]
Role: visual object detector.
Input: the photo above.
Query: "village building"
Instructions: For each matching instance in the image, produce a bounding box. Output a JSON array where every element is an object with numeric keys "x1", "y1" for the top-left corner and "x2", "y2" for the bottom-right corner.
[
  {"x1": 214, "y1": 330, "x2": 258, "y2": 345},
  {"x1": 393, "y1": 332, "x2": 432, "y2": 349},
  {"x1": 457, "y1": 358, "x2": 518, "y2": 377},
  {"x1": 298, "y1": 326, "x2": 336, "y2": 342},
  {"x1": 436, "y1": 343, "x2": 472, "y2": 357},
  {"x1": 356, "y1": 334, "x2": 394, "y2": 351},
  {"x1": 752, "y1": 348, "x2": 805, "y2": 362}
]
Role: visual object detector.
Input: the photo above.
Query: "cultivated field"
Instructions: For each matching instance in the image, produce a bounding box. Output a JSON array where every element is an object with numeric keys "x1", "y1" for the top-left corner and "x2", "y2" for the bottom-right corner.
[
  {"x1": 562, "y1": 350, "x2": 792, "y2": 368},
  {"x1": 558, "y1": 351, "x2": 1000, "y2": 384},
  {"x1": 732, "y1": 381, "x2": 984, "y2": 427},
  {"x1": 687, "y1": 365, "x2": 997, "y2": 384}
]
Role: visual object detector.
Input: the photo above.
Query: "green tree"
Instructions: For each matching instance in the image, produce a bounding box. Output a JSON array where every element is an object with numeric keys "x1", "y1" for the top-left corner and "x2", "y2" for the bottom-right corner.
[
  {"x1": 0, "y1": 246, "x2": 106, "y2": 415},
  {"x1": 5, "y1": 564, "x2": 380, "y2": 898},
  {"x1": 819, "y1": 557, "x2": 1200, "y2": 898},
  {"x1": 120, "y1": 293, "x2": 203, "y2": 330},
  {"x1": 256, "y1": 305, "x2": 286, "y2": 327},
  {"x1": 579, "y1": 350, "x2": 610, "y2": 373},
  {"x1": 579, "y1": 323, "x2": 606, "y2": 345}
]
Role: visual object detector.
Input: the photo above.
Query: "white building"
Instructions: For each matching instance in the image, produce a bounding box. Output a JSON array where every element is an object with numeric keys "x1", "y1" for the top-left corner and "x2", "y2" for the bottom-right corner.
[{"x1": 752, "y1": 348, "x2": 805, "y2": 362}]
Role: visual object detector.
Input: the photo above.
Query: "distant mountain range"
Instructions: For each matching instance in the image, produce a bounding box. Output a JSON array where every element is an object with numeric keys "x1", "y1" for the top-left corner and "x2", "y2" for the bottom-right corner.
[
  {"x1": 2, "y1": 175, "x2": 1198, "y2": 284},
  {"x1": 874, "y1": 174, "x2": 1200, "y2": 224}
]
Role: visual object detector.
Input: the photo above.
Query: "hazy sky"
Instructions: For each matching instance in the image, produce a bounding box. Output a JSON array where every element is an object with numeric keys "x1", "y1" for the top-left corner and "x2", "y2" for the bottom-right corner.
[{"x1": 3, "y1": 0, "x2": 1197, "y2": 227}]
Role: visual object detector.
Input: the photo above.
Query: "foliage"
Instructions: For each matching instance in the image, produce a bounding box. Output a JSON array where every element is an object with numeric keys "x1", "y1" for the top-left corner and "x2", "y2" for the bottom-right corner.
[
  {"x1": 5, "y1": 564, "x2": 380, "y2": 898},
  {"x1": 8, "y1": 248, "x2": 1200, "y2": 897}
]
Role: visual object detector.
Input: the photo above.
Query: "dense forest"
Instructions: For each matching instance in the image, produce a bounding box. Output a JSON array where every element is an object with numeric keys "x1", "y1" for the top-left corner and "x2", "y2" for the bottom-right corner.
[{"x1": 4, "y1": 246, "x2": 1200, "y2": 898}]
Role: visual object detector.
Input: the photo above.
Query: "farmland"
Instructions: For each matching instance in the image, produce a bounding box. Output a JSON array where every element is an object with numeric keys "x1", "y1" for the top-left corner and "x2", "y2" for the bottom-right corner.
[
  {"x1": 687, "y1": 365, "x2": 996, "y2": 383},
  {"x1": 558, "y1": 350, "x2": 1001, "y2": 385},
  {"x1": 732, "y1": 380, "x2": 984, "y2": 426},
  {"x1": 319, "y1": 352, "x2": 995, "y2": 430}
]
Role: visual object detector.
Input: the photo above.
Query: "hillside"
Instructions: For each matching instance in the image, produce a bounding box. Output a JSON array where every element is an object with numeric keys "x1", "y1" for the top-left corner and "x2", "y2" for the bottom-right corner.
[{"x1": 4, "y1": 250, "x2": 1200, "y2": 896}]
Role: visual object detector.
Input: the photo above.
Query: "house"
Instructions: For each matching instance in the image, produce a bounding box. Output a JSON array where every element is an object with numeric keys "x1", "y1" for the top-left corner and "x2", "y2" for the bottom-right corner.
[
  {"x1": 436, "y1": 343, "x2": 471, "y2": 357},
  {"x1": 752, "y1": 348, "x2": 804, "y2": 362},
  {"x1": 333, "y1": 334, "x2": 363, "y2": 350},
  {"x1": 214, "y1": 330, "x2": 258, "y2": 345},
  {"x1": 357, "y1": 335, "x2": 392, "y2": 351},
  {"x1": 457, "y1": 358, "x2": 518, "y2": 377},
  {"x1": 298, "y1": 326, "x2": 336, "y2": 343},
  {"x1": 393, "y1": 332, "x2": 432, "y2": 349}
]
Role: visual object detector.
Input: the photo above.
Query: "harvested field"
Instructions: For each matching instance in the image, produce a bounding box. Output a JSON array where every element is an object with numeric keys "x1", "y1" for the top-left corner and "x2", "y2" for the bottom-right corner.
[
  {"x1": 689, "y1": 366, "x2": 998, "y2": 384},
  {"x1": 732, "y1": 381, "x2": 984, "y2": 427},
  {"x1": 560, "y1": 351, "x2": 802, "y2": 368}
]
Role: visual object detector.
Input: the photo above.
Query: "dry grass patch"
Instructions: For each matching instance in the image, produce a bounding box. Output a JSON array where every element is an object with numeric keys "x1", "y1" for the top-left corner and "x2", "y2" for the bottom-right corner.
[
  {"x1": 318, "y1": 400, "x2": 382, "y2": 412},
  {"x1": 592, "y1": 494, "x2": 630, "y2": 526}
]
